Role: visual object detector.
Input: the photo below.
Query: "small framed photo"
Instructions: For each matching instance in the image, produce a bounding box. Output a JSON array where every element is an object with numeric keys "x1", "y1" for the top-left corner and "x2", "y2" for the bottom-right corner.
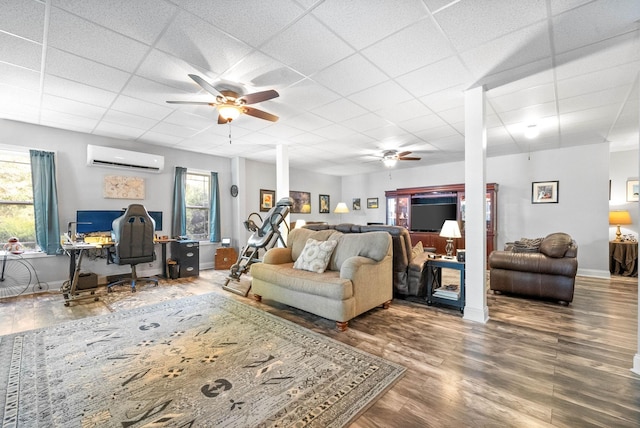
[
  {"x1": 532, "y1": 181, "x2": 559, "y2": 204},
  {"x1": 627, "y1": 180, "x2": 639, "y2": 202},
  {"x1": 367, "y1": 197, "x2": 379, "y2": 209},
  {"x1": 260, "y1": 189, "x2": 275, "y2": 212},
  {"x1": 353, "y1": 198, "x2": 361, "y2": 210},
  {"x1": 319, "y1": 194, "x2": 330, "y2": 213}
]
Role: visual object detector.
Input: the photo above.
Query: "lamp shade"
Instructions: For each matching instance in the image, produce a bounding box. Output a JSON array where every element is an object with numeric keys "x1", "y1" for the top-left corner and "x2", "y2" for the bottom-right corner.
[
  {"x1": 609, "y1": 210, "x2": 632, "y2": 225},
  {"x1": 439, "y1": 220, "x2": 461, "y2": 238},
  {"x1": 218, "y1": 105, "x2": 241, "y2": 122},
  {"x1": 294, "y1": 219, "x2": 306, "y2": 229},
  {"x1": 334, "y1": 202, "x2": 349, "y2": 214}
]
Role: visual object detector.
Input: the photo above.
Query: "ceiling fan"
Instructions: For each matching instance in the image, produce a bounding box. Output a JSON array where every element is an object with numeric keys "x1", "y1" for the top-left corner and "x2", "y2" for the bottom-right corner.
[
  {"x1": 382, "y1": 150, "x2": 421, "y2": 167},
  {"x1": 166, "y1": 74, "x2": 279, "y2": 124}
]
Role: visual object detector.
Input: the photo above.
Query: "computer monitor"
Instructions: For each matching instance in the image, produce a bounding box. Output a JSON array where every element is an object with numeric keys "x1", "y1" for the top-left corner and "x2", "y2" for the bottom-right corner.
[{"x1": 76, "y1": 210, "x2": 163, "y2": 233}]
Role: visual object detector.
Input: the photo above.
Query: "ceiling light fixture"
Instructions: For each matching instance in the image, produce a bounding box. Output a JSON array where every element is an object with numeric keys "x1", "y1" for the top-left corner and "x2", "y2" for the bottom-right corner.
[
  {"x1": 383, "y1": 157, "x2": 398, "y2": 168},
  {"x1": 524, "y1": 124, "x2": 540, "y2": 139},
  {"x1": 218, "y1": 105, "x2": 241, "y2": 122}
]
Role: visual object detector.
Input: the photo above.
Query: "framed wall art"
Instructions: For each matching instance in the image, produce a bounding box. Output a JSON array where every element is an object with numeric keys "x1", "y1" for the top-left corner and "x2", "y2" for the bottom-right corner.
[
  {"x1": 103, "y1": 175, "x2": 145, "y2": 199},
  {"x1": 260, "y1": 189, "x2": 275, "y2": 212},
  {"x1": 319, "y1": 194, "x2": 330, "y2": 213},
  {"x1": 531, "y1": 181, "x2": 558, "y2": 204},
  {"x1": 290, "y1": 190, "x2": 311, "y2": 213},
  {"x1": 367, "y1": 197, "x2": 379, "y2": 209},
  {"x1": 627, "y1": 180, "x2": 639, "y2": 202},
  {"x1": 353, "y1": 198, "x2": 361, "y2": 210}
]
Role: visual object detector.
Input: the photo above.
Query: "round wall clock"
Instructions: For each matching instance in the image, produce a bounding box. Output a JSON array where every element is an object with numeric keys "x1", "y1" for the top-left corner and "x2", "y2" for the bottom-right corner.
[{"x1": 230, "y1": 184, "x2": 238, "y2": 197}]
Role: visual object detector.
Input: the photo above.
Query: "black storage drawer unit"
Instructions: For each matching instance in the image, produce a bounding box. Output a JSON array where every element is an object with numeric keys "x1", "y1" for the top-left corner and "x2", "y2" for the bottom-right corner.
[{"x1": 171, "y1": 240, "x2": 200, "y2": 278}]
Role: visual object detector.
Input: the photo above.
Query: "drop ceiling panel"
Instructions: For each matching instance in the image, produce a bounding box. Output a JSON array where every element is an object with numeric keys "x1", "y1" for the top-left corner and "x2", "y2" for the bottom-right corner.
[
  {"x1": 93, "y1": 121, "x2": 147, "y2": 140},
  {"x1": 221, "y1": 52, "x2": 305, "y2": 89},
  {"x1": 110, "y1": 95, "x2": 173, "y2": 121},
  {"x1": 46, "y1": 48, "x2": 130, "y2": 92},
  {"x1": 342, "y1": 113, "x2": 389, "y2": 133},
  {"x1": 261, "y1": 15, "x2": 354, "y2": 76},
  {"x1": 489, "y1": 83, "x2": 556, "y2": 113},
  {"x1": 52, "y1": 0, "x2": 177, "y2": 45},
  {"x1": 397, "y1": 56, "x2": 472, "y2": 98},
  {"x1": 0, "y1": 33, "x2": 41, "y2": 71},
  {"x1": 312, "y1": 0, "x2": 428, "y2": 50},
  {"x1": 312, "y1": 98, "x2": 368, "y2": 122},
  {"x1": 556, "y1": 63, "x2": 639, "y2": 99},
  {"x1": 312, "y1": 54, "x2": 387, "y2": 96},
  {"x1": 43, "y1": 75, "x2": 118, "y2": 108},
  {"x1": 1, "y1": 0, "x2": 45, "y2": 42},
  {"x1": 41, "y1": 94, "x2": 106, "y2": 120},
  {"x1": 101, "y1": 109, "x2": 158, "y2": 130},
  {"x1": 0, "y1": 63, "x2": 40, "y2": 91},
  {"x1": 350, "y1": 80, "x2": 414, "y2": 112},
  {"x1": 47, "y1": 7, "x2": 149, "y2": 72}
]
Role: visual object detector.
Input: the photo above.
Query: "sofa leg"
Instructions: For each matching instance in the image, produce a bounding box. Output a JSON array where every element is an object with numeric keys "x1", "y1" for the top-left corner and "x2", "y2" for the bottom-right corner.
[
  {"x1": 336, "y1": 321, "x2": 348, "y2": 331},
  {"x1": 559, "y1": 300, "x2": 569, "y2": 306},
  {"x1": 382, "y1": 300, "x2": 391, "y2": 309},
  {"x1": 493, "y1": 290, "x2": 503, "y2": 295},
  {"x1": 253, "y1": 294, "x2": 262, "y2": 302}
]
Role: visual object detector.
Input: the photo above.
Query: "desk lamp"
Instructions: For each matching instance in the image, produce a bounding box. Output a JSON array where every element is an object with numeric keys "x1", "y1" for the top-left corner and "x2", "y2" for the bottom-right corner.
[
  {"x1": 609, "y1": 210, "x2": 632, "y2": 242},
  {"x1": 440, "y1": 220, "x2": 461, "y2": 259}
]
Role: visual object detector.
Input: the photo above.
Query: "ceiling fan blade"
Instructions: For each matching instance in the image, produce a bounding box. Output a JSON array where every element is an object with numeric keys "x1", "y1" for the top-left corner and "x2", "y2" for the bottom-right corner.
[
  {"x1": 166, "y1": 101, "x2": 213, "y2": 105},
  {"x1": 397, "y1": 151, "x2": 412, "y2": 158},
  {"x1": 240, "y1": 89, "x2": 279, "y2": 105},
  {"x1": 188, "y1": 74, "x2": 226, "y2": 100},
  {"x1": 244, "y1": 106, "x2": 279, "y2": 122},
  {"x1": 399, "y1": 156, "x2": 421, "y2": 161}
]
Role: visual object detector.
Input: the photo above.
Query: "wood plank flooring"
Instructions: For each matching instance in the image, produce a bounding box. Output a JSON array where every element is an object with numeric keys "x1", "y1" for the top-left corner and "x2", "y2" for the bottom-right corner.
[{"x1": 0, "y1": 272, "x2": 638, "y2": 427}]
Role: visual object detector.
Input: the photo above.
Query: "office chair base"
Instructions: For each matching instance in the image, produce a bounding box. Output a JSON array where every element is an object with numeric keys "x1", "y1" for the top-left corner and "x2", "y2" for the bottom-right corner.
[{"x1": 107, "y1": 277, "x2": 158, "y2": 293}]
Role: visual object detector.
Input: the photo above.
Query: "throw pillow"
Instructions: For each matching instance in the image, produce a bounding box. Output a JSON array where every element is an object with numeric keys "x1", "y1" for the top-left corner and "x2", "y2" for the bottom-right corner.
[
  {"x1": 539, "y1": 233, "x2": 573, "y2": 258},
  {"x1": 411, "y1": 241, "x2": 424, "y2": 259},
  {"x1": 512, "y1": 237, "x2": 543, "y2": 253},
  {"x1": 293, "y1": 238, "x2": 338, "y2": 273}
]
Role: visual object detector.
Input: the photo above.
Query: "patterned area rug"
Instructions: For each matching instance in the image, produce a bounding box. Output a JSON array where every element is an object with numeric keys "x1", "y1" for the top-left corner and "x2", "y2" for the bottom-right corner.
[{"x1": 0, "y1": 292, "x2": 405, "y2": 427}]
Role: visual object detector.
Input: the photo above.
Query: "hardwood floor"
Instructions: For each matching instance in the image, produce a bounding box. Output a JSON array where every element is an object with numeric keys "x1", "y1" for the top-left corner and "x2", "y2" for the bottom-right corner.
[{"x1": 0, "y1": 272, "x2": 638, "y2": 427}]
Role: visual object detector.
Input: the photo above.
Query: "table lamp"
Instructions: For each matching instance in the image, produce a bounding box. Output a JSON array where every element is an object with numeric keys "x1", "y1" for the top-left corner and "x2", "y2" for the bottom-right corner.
[
  {"x1": 334, "y1": 202, "x2": 349, "y2": 223},
  {"x1": 440, "y1": 220, "x2": 461, "y2": 259},
  {"x1": 609, "y1": 210, "x2": 632, "y2": 242},
  {"x1": 294, "y1": 219, "x2": 306, "y2": 229}
]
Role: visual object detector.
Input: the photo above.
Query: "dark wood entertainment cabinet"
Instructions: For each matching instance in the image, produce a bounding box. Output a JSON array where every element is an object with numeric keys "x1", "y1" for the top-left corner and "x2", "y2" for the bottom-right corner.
[{"x1": 385, "y1": 183, "x2": 498, "y2": 256}]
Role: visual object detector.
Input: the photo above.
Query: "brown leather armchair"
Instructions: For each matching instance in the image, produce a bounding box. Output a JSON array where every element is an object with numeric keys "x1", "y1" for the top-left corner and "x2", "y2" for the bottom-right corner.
[{"x1": 488, "y1": 232, "x2": 578, "y2": 305}]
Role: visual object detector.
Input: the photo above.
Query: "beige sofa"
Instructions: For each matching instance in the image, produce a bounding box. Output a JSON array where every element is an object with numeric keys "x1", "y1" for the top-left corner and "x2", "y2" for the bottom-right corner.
[{"x1": 250, "y1": 228, "x2": 393, "y2": 331}]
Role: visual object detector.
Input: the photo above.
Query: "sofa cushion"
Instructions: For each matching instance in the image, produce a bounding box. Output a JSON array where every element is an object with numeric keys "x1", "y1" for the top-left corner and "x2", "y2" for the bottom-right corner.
[
  {"x1": 411, "y1": 241, "x2": 424, "y2": 259},
  {"x1": 293, "y1": 238, "x2": 338, "y2": 273},
  {"x1": 288, "y1": 228, "x2": 339, "y2": 261},
  {"x1": 329, "y1": 231, "x2": 391, "y2": 271},
  {"x1": 540, "y1": 232, "x2": 573, "y2": 258}
]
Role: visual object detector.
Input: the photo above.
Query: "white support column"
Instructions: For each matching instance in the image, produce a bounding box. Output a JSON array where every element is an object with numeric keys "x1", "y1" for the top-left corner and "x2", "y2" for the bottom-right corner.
[
  {"x1": 632, "y1": 83, "x2": 640, "y2": 376},
  {"x1": 231, "y1": 157, "x2": 246, "y2": 250},
  {"x1": 276, "y1": 144, "x2": 290, "y2": 245},
  {"x1": 463, "y1": 86, "x2": 489, "y2": 323}
]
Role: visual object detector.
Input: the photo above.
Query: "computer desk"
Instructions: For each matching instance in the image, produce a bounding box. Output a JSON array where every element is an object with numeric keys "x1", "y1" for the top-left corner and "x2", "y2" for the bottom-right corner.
[{"x1": 61, "y1": 242, "x2": 107, "y2": 306}]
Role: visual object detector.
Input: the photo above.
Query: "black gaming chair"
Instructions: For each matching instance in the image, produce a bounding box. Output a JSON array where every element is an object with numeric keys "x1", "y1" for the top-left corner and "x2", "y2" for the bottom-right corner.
[{"x1": 107, "y1": 204, "x2": 158, "y2": 292}]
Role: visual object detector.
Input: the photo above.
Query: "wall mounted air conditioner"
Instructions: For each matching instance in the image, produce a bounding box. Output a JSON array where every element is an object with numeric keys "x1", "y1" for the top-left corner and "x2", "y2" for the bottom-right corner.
[{"x1": 86, "y1": 145, "x2": 164, "y2": 173}]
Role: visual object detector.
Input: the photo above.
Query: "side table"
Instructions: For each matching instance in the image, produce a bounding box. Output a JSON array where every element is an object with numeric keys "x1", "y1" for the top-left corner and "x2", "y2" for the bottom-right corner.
[
  {"x1": 425, "y1": 258, "x2": 465, "y2": 313},
  {"x1": 609, "y1": 241, "x2": 638, "y2": 277}
]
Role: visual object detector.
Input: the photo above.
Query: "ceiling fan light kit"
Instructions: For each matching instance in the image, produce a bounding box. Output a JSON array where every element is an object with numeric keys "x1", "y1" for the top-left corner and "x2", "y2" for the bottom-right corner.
[
  {"x1": 167, "y1": 74, "x2": 279, "y2": 124},
  {"x1": 381, "y1": 150, "x2": 420, "y2": 167},
  {"x1": 524, "y1": 124, "x2": 540, "y2": 139}
]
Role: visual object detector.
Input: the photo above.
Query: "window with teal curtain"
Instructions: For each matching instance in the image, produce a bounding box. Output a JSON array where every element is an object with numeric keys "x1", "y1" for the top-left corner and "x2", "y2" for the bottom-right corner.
[
  {"x1": 209, "y1": 172, "x2": 220, "y2": 242},
  {"x1": 172, "y1": 167, "x2": 187, "y2": 238},
  {"x1": 29, "y1": 150, "x2": 61, "y2": 255}
]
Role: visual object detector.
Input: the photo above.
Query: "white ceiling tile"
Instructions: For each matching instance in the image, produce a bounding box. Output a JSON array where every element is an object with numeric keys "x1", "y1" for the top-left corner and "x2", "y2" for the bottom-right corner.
[
  {"x1": 156, "y1": 11, "x2": 252, "y2": 75},
  {"x1": 312, "y1": 98, "x2": 368, "y2": 122},
  {"x1": 312, "y1": 123, "x2": 357, "y2": 140},
  {"x1": 552, "y1": 0, "x2": 640, "y2": 53},
  {"x1": 0, "y1": 85, "x2": 40, "y2": 109},
  {"x1": 557, "y1": 62, "x2": 639, "y2": 99},
  {"x1": 350, "y1": 80, "x2": 413, "y2": 112},
  {"x1": 260, "y1": 123, "x2": 304, "y2": 139},
  {"x1": 433, "y1": 0, "x2": 547, "y2": 52},
  {"x1": 376, "y1": 99, "x2": 434, "y2": 124},
  {"x1": 397, "y1": 56, "x2": 472, "y2": 98},
  {"x1": 52, "y1": 0, "x2": 176, "y2": 45},
  {"x1": 101, "y1": 109, "x2": 158, "y2": 130},
  {"x1": 487, "y1": 70, "x2": 554, "y2": 97},
  {"x1": 46, "y1": 48, "x2": 130, "y2": 92},
  {"x1": 48, "y1": 7, "x2": 149, "y2": 72},
  {"x1": 362, "y1": 18, "x2": 454, "y2": 77},
  {"x1": 461, "y1": 21, "x2": 551, "y2": 82},
  {"x1": 280, "y1": 79, "x2": 340, "y2": 111},
  {"x1": 397, "y1": 113, "x2": 448, "y2": 134},
  {"x1": 549, "y1": 0, "x2": 593, "y2": 15},
  {"x1": 149, "y1": 121, "x2": 199, "y2": 138},
  {"x1": 40, "y1": 109, "x2": 99, "y2": 129},
  {"x1": 287, "y1": 113, "x2": 332, "y2": 132},
  {"x1": 163, "y1": 110, "x2": 215, "y2": 130},
  {"x1": 41, "y1": 94, "x2": 106, "y2": 120},
  {"x1": 0, "y1": 32, "x2": 41, "y2": 71},
  {"x1": 559, "y1": 86, "x2": 631, "y2": 115},
  {"x1": 496, "y1": 102, "x2": 558, "y2": 126},
  {"x1": 312, "y1": 54, "x2": 387, "y2": 96},
  {"x1": 221, "y1": 52, "x2": 304, "y2": 89},
  {"x1": 415, "y1": 124, "x2": 460, "y2": 141},
  {"x1": 0, "y1": 63, "x2": 40, "y2": 91},
  {"x1": 43, "y1": 75, "x2": 118, "y2": 108},
  {"x1": 312, "y1": 0, "x2": 428, "y2": 49},
  {"x1": 261, "y1": 15, "x2": 354, "y2": 76},
  {"x1": 135, "y1": 49, "x2": 209, "y2": 93},
  {"x1": 419, "y1": 85, "x2": 465, "y2": 113},
  {"x1": 178, "y1": 0, "x2": 304, "y2": 47},
  {"x1": 39, "y1": 119, "x2": 94, "y2": 134},
  {"x1": 122, "y1": 75, "x2": 192, "y2": 106},
  {"x1": 138, "y1": 131, "x2": 184, "y2": 146},
  {"x1": 489, "y1": 83, "x2": 556, "y2": 113},
  {"x1": 0, "y1": 0, "x2": 45, "y2": 42},
  {"x1": 93, "y1": 121, "x2": 147, "y2": 140},
  {"x1": 437, "y1": 106, "x2": 466, "y2": 124},
  {"x1": 342, "y1": 113, "x2": 390, "y2": 133},
  {"x1": 110, "y1": 95, "x2": 173, "y2": 121}
]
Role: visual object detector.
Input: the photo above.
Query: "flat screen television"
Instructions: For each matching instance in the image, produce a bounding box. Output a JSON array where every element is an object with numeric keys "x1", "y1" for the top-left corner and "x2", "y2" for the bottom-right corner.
[
  {"x1": 76, "y1": 210, "x2": 163, "y2": 233},
  {"x1": 410, "y1": 203, "x2": 457, "y2": 232}
]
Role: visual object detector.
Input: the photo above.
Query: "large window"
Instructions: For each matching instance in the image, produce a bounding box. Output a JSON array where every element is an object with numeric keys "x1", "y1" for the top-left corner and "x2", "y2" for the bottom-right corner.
[
  {"x1": 185, "y1": 172, "x2": 210, "y2": 241},
  {"x1": 0, "y1": 150, "x2": 37, "y2": 250}
]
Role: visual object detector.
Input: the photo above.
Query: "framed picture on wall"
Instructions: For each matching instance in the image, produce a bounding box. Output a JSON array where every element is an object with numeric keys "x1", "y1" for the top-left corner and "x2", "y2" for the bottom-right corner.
[
  {"x1": 367, "y1": 197, "x2": 378, "y2": 209},
  {"x1": 290, "y1": 190, "x2": 311, "y2": 213},
  {"x1": 259, "y1": 189, "x2": 275, "y2": 212},
  {"x1": 353, "y1": 198, "x2": 361, "y2": 210},
  {"x1": 627, "y1": 180, "x2": 639, "y2": 202},
  {"x1": 319, "y1": 194, "x2": 330, "y2": 213},
  {"x1": 531, "y1": 181, "x2": 559, "y2": 204}
]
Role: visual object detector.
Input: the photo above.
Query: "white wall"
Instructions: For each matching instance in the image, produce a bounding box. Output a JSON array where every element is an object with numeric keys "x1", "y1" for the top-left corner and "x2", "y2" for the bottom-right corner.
[{"x1": 609, "y1": 149, "x2": 639, "y2": 240}]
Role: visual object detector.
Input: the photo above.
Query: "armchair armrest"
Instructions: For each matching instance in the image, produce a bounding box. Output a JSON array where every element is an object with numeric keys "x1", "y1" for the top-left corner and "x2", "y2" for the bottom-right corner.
[{"x1": 262, "y1": 247, "x2": 293, "y2": 265}]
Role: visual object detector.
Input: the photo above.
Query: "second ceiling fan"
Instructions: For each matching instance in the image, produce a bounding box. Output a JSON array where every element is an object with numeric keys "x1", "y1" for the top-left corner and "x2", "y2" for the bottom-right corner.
[
  {"x1": 382, "y1": 150, "x2": 421, "y2": 167},
  {"x1": 167, "y1": 74, "x2": 279, "y2": 124}
]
